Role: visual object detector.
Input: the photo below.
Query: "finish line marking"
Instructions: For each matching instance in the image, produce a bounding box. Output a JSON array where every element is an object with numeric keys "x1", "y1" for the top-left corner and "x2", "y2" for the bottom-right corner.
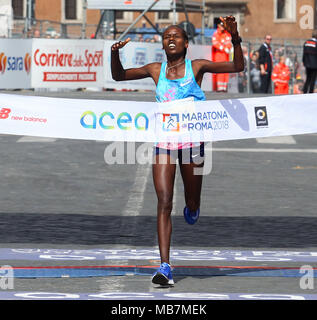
[
  {"x1": 4, "y1": 265, "x2": 317, "y2": 278},
  {"x1": 1, "y1": 291, "x2": 317, "y2": 300},
  {"x1": 2, "y1": 248, "x2": 317, "y2": 262}
]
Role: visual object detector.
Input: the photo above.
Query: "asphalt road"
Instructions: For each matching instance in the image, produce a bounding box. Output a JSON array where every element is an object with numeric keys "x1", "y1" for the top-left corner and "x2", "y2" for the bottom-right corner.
[{"x1": 0, "y1": 90, "x2": 316, "y2": 302}]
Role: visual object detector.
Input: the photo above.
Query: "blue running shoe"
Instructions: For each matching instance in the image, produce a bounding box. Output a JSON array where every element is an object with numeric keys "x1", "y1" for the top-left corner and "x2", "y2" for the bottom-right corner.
[
  {"x1": 183, "y1": 206, "x2": 200, "y2": 225},
  {"x1": 152, "y1": 262, "x2": 174, "y2": 285}
]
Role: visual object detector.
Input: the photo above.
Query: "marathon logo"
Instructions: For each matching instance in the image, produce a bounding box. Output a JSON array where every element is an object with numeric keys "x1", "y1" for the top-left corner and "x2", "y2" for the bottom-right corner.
[
  {"x1": 255, "y1": 106, "x2": 269, "y2": 127},
  {"x1": 162, "y1": 113, "x2": 180, "y2": 132}
]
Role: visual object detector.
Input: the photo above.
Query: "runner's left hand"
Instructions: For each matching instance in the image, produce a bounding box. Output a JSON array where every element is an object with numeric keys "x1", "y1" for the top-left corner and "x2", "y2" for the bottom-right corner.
[{"x1": 220, "y1": 16, "x2": 238, "y2": 38}]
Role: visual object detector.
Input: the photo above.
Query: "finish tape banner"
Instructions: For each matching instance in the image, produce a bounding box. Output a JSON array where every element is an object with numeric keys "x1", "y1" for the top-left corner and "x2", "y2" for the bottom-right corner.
[{"x1": 0, "y1": 93, "x2": 317, "y2": 142}]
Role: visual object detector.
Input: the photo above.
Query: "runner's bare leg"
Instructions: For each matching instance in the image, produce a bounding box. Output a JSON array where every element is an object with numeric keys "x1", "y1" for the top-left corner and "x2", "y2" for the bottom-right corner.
[{"x1": 152, "y1": 154, "x2": 176, "y2": 265}]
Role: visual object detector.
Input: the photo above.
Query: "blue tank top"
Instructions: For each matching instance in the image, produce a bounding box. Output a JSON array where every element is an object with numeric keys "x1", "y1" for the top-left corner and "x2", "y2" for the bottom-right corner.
[
  {"x1": 155, "y1": 59, "x2": 206, "y2": 102},
  {"x1": 155, "y1": 59, "x2": 205, "y2": 150}
]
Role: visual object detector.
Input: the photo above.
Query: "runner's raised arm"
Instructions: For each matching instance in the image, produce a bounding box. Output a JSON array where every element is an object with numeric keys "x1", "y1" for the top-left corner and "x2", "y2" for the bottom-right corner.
[
  {"x1": 193, "y1": 16, "x2": 244, "y2": 77},
  {"x1": 111, "y1": 37, "x2": 160, "y2": 82}
]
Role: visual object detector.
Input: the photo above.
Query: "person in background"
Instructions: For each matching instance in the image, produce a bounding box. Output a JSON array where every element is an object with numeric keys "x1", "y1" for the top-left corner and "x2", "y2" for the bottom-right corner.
[
  {"x1": 238, "y1": 45, "x2": 248, "y2": 93},
  {"x1": 33, "y1": 29, "x2": 41, "y2": 38},
  {"x1": 273, "y1": 48, "x2": 281, "y2": 65},
  {"x1": 302, "y1": 30, "x2": 317, "y2": 94},
  {"x1": 250, "y1": 51, "x2": 261, "y2": 93},
  {"x1": 293, "y1": 77, "x2": 304, "y2": 94},
  {"x1": 258, "y1": 34, "x2": 273, "y2": 93},
  {"x1": 271, "y1": 56, "x2": 290, "y2": 95},
  {"x1": 211, "y1": 18, "x2": 232, "y2": 92}
]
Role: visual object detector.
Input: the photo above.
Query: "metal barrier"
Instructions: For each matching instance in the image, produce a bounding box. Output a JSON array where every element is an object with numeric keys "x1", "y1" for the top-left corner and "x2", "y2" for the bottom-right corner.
[
  {"x1": 240, "y1": 41, "x2": 305, "y2": 95},
  {"x1": 0, "y1": 14, "x2": 98, "y2": 39},
  {"x1": 0, "y1": 15, "x2": 307, "y2": 94}
]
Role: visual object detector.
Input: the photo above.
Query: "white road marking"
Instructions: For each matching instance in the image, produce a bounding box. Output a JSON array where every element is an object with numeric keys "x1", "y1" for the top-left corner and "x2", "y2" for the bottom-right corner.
[
  {"x1": 122, "y1": 164, "x2": 151, "y2": 216},
  {"x1": 17, "y1": 136, "x2": 57, "y2": 143},
  {"x1": 205, "y1": 148, "x2": 317, "y2": 153},
  {"x1": 256, "y1": 136, "x2": 296, "y2": 144}
]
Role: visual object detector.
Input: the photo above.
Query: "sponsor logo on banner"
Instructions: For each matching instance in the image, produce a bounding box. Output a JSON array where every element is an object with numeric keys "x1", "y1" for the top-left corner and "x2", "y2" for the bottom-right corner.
[
  {"x1": 0, "y1": 53, "x2": 7, "y2": 73},
  {"x1": 255, "y1": 106, "x2": 269, "y2": 127},
  {"x1": 80, "y1": 111, "x2": 149, "y2": 131},
  {"x1": 161, "y1": 111, "x2": 230, "y2": 132},
  {"x1": 24, "y1": 53, "x2": 31, "y2": 74},
  {"x1": 0, "y1": 107, "x2": 47, "y2": 123},
  {"x1": 0, "y1": 52, "x2": 31, "y2": 74},
  {"x1": 0, "y1": 108, "x2": 11, "y2": 119},
  {"x1": 154, "y1": 49, "x2": 164, "y2": 62},
  {"x1": 162, "y1": 113, "x2": 180, "y2": 132},
  {"x1": 133, "y1": 48, "x2": 147, "y2": 65},
  {"x1": 33, "y1": 48, "x2": 103, "y2": 82}
]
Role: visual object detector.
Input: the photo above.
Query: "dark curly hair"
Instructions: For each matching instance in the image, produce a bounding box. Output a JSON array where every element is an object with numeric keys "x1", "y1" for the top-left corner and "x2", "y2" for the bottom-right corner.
[{"x1": 162, "y1": 25, "x2": 189, "y2": 58}]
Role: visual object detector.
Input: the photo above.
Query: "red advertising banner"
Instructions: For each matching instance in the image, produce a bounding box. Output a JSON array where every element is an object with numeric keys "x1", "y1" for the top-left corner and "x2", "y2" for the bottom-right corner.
[{"x1": 31, "y1": 39, "x2": 104, "y2": 88}]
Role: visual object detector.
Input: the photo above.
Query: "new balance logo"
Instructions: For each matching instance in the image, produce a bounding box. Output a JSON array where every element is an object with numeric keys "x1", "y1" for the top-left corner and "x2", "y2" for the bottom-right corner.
[{"x1": 0, "y1": 108, "x2": 11, "y2": 119}]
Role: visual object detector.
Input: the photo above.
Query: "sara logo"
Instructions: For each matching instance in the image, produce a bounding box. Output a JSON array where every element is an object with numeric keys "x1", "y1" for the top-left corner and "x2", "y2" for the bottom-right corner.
[
  {"x1": 0, "y1": 53, "x2": 7, "y2": 74},
  {"x1": 80, "y1": 111, "x2": 149, "y2": 131},
  {"x1": 0, "y1": 52, "x2": 31, "y2": 74},
  {"x1": 24, "y1": 53, "x2": 31, "y2": 74}
]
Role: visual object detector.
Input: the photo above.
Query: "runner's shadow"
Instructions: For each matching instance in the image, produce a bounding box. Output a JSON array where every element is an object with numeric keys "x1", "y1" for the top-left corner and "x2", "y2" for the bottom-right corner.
[{"x1": 0, "y1": 213, "x2": 317, "y2": 248}]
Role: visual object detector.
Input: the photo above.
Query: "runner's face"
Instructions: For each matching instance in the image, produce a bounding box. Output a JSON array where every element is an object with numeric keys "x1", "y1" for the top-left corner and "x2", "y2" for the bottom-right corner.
[{"x1": 162, "y1": 27, "x2": 188, "y2": 57}]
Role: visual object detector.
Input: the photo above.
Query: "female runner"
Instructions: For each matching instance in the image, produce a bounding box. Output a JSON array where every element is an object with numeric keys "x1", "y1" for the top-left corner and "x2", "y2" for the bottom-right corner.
[{"x1": 111, "y1": 16, "x2": 244, "y2": 286}]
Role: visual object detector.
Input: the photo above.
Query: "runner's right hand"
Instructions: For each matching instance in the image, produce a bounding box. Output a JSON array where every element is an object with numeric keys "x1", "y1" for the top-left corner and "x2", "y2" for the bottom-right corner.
[{"x1": 111, "y1": 38, "x2": 131, "y2": 51}]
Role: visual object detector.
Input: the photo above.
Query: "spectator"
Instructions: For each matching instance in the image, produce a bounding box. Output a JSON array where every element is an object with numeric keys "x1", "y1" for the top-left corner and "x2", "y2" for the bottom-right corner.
[
  {"x1": 302, "y1": 30, "x2": 317, "y2": 94},
  {"x1": 153, "y1": 34, "x2": 161, "y2": 42},
  {"x1": 291, "y1": 52, "x2": 300, "y2": 79},
  {"x1": 250, "y1": 51, "x2": 261, "y2": 93},
  {"x1": 211, "y1": 18, "x2": 232, "y2": 92},
  {"x1": 137, "y1": 34, "x2": 144, "y2": 42},
  {"x1": 293, "y1": 77, "x2": 304, "y2": 94},
  {"x1": 33, "y1": 29, "x2": 41, "y2": 38},
  {"x1": 258, "y1": 34, "x2": 273, "y2": 93},
  {"x1": 273, "y1": 48, "x2": 281, "y2": 65},
  {"x1": 271, "y1": 56, "x2": 290, "y2": 95},
  {"x1": 238, "y1": 46, "x2": 248, "y2": 93}
]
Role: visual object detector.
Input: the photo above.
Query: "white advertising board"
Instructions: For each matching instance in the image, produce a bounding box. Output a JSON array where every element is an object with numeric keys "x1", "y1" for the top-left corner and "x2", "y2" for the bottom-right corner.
[
  {"x1": 0, "y1": 39, "x2": 32, "y2": 89},
  {"x1": 31, "y1": 39, "x2": 105, "y2": 88},
  {"x1": 87, "y1": 0, "x2": 172, "y2": 10},
  {"x1": 104, "y1": 40, "x2": 212, "y2": 91}
]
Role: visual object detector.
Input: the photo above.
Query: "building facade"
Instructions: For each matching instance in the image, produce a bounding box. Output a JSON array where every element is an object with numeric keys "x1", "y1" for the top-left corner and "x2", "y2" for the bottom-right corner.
[{"x1": 9, "y1": 0, "x2": 316, "y2": 40}]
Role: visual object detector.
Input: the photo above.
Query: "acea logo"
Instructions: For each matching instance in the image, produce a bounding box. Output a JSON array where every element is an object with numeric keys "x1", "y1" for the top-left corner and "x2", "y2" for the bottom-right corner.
[
  {"x1": 80, "y1": 111, "x2": 149, "y2": 131},
  {"x1": 0, "y1": 52, "x2": 31, "y2": 74}
]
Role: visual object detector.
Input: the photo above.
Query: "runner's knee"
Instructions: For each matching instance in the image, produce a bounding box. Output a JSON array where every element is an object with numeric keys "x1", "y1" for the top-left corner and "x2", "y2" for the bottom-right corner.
[{"x1": 157, "y1": 193, "x2": 173, "y2": 213}]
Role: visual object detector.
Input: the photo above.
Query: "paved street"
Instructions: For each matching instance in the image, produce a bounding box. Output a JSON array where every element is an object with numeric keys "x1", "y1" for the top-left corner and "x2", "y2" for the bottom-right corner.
[{"x1": 0, "y1": 90, "x2": 316, "y2": 301}]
